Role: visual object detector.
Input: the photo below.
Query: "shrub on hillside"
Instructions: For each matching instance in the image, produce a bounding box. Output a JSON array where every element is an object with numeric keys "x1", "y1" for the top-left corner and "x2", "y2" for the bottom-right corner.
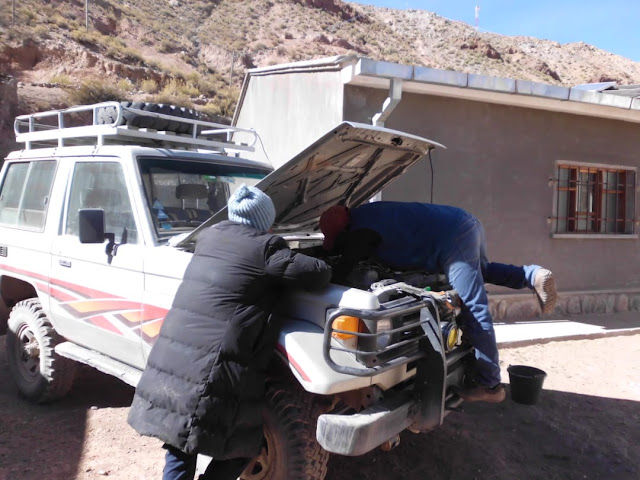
[
  {"x1": 158, "y1": 39, "x2": 174, "y2": 53},
  {"x1": 69, "y1": 80, "x2": 125, "y2": 105},
  {"x1": 71, "y1": 28, "x2": 103, "y2": 46},
  {"x1": 49, "y1": 74, "x2": 72, "y2": 87},
  {"x1": 202, "y1": 88, "x2": 239, "y2": 118},
  {"x1": 161, "y1": 79, "x2": 200, "y2": 98},
  {"x1": 117, "y1": 78, "x2": 135, "y2": 92},
  {"x1": 150, "y1": 93, "x2": 193, "y2": 109},
  {"x1": 140, "y1": 79, "x2": 159, "y2": 93}
]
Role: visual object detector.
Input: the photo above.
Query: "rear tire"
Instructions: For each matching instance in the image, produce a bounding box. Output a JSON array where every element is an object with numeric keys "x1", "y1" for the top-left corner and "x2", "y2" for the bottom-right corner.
[
  {"x1": 240, "y1": 381, "x2": 330, "y2": 480},
  {"x1": 6, "y1": 299, "x2": 76, "y2": 403}
]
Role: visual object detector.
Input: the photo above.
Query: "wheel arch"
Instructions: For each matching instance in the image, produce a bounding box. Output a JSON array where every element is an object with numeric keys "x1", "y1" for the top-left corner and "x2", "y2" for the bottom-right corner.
[{"x1": 0, "y1": 275, "x2": 39, "y2": 334}]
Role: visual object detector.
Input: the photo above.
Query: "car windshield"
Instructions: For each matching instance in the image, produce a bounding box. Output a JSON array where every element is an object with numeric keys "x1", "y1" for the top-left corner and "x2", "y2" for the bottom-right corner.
[{"x1": 138, "y1": 156, "x2": 271, "y2": 241}]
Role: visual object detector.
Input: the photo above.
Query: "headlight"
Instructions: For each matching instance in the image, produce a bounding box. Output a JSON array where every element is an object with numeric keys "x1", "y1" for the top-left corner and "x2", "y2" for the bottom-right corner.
[
  {"x1": 376, "y1": 318, "x2": 393, "y2": 349},
  {"x1": 360, "y1": 317, "x2": 394, "y2": 351}
]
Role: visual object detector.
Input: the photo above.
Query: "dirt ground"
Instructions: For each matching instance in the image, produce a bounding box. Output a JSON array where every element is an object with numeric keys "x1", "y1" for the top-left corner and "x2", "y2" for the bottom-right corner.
[{"x1": 0, "y1": 333, "x2": 639, "y2": 480}]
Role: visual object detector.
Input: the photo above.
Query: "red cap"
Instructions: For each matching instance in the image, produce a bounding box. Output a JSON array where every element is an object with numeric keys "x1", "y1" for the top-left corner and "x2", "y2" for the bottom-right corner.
[{"x1": 319, "y1": 205, "x2": 350, "y2": 250}]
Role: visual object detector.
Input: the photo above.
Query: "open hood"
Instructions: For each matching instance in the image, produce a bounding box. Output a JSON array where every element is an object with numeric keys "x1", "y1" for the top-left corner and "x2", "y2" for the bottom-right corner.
[{"x1": 174, "y1": 121, "x2": 444, "y2": 247}]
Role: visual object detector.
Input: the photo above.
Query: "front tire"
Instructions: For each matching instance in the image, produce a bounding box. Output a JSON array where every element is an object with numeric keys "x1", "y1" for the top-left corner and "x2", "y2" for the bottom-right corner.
[
  {"x1": 0, "y1": 297, "x2": 9, "y2": 335},
  {"x1": 240, "y1": 381, "x2": 330, "y2": 480},
  {"x1": 6, "y1": 299, "x2": 76, "y2": 402}
]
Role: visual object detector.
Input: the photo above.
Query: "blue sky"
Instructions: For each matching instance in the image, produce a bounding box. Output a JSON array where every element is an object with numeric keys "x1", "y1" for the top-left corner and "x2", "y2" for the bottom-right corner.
[{"x1": 352, "y1": 1, "x2": 639, "y2": 62}]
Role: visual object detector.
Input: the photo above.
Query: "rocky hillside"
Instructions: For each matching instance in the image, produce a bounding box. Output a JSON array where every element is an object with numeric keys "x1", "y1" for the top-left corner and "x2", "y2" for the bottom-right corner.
[{"x1": 2, "y1": 0, "x2": 640, "y2": 158}]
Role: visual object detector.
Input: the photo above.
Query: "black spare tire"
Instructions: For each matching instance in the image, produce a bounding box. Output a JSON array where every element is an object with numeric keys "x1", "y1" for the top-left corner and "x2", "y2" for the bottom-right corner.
[{"x1": 96, "y1": 101, "x2": 200, "y2": 134}]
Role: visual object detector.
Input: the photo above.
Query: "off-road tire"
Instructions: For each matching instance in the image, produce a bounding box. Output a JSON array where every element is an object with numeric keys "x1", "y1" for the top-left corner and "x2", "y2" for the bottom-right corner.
[
  {"x1": 0, "y1": 297, "x2": 9, "y2": 335},
  {"x1": 97, "y1": 101, "x2": 200, "y2": 134},
  {"x1": 240, "y1": 381, "x2": 330, "y2": 480},
  {"x1": 6, "y1": 298, "x2": 76, "y2": 403}
]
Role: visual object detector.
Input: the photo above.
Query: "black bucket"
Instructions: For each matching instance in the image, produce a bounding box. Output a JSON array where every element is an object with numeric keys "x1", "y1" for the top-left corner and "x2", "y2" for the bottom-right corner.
[{"x1": 507, "y1": 365, "x2": 547, "y2": 405}]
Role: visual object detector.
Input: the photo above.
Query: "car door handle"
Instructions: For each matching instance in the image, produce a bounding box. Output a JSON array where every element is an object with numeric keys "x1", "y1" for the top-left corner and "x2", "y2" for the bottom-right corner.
[{"x1": 59, "y1": 259, "x2": 72, "y2": 268}]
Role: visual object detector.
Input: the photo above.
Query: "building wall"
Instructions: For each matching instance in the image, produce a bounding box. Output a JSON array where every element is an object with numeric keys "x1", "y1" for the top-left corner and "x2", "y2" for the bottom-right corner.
[
  {"x1": 234, "y1": 70, "x2": 345, "y2": 168},
  {"x1": 343, "y1": 85, "x2": 640, "y2": 298}
]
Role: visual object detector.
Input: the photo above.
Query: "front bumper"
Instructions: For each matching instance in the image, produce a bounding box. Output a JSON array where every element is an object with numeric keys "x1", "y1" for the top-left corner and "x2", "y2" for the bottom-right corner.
[{"x1": 316, "y1": 344, "x2": 471, "y2": 456}]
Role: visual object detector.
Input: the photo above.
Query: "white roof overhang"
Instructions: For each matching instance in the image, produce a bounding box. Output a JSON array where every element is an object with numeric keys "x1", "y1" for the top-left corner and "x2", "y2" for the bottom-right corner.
[
  {"x1": 235, "y1": 55, "x2": 640, "y2": 125},
  {"x1": 340, "y1": 57, "x2": 640, "y2": 125}
]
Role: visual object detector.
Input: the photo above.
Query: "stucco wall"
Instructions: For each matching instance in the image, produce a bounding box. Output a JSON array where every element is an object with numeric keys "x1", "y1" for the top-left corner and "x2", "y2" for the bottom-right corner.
[
  {"x1": 234, "y1": 70, "x2": 345, "y2": 168},
  {"x1": 343, "y1": 85, "x2": 640, "y2": 293}
]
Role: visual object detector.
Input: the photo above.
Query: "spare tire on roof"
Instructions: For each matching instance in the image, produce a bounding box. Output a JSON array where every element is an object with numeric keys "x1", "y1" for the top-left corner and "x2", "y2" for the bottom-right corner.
[
  {"x1": 96, "y1": 101, "x2": 200, "y2": 134},
  {"x1": 149, "y1": 103, "x2": 172, "y2": 132},
  {"x1": 173, "y1": 106, "x2": 201, "y2": 135},
  {"x1": 95, "y1": 103, "x2": 120, "y2": 126}
]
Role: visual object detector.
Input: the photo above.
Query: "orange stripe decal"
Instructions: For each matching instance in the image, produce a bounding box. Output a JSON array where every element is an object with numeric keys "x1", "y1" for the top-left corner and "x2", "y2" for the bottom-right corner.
[
  {"x1": 124, "y1": 305, "x2": 168, "y2": 323},
  {"x1": 69, "y1": 299, "x2": 141, "y2": 314},
  {"x1": 141, "y1": 319, "x2": 164, "y2": 338}
]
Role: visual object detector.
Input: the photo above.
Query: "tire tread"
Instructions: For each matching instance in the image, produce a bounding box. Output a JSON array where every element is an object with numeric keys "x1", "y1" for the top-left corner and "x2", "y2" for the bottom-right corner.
[
  {"x1": 262, "y1": 381, "x2": 329, "y2": 480},
  {"x1": 6, "y1": 299, "x2": 76, "y2": 403}
]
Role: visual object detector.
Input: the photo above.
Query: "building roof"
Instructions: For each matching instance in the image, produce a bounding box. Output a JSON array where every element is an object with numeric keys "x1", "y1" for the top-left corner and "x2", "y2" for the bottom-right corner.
[{"x1": 236, "y1": 55, "x2": 640, "y2": 125}]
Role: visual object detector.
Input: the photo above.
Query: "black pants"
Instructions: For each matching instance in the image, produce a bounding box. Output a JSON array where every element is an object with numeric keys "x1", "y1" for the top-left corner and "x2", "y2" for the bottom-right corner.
[{"x1": 162, "y1": 445, "x2": 250, "y2": 480}]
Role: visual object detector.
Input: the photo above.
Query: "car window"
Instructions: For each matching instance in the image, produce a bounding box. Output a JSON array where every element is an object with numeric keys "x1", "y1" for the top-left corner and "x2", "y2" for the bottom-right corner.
[
  {"x1": 138, "y1": 156, "x2": 270, "y2": 240},
  {"x1": 0, "y1": 161, "x2": 56, "y2": 230},
  {"x1": 66, "y1": 162, "x2": 138, "y2": 244}
]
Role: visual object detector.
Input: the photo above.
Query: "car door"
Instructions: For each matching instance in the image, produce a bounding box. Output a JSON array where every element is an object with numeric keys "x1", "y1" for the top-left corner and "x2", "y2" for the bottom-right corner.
[{"x1": 50, "y1": 158, "x2": 146, "y2": 370}]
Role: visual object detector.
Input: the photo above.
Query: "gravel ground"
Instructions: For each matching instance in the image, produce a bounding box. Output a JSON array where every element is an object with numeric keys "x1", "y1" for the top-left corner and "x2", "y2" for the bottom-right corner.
[{"x1": 0, "y1": 333, "x2": 639, "y2": 480}]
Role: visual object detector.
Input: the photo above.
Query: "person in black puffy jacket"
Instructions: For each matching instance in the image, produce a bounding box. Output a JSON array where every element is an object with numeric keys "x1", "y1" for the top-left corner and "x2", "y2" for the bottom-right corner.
[{"x1": 128, "y1": 185, "x2": 332, "y2": 480}]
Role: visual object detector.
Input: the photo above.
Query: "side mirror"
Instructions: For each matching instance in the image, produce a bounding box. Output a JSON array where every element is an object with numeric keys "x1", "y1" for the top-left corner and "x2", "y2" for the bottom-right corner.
[
  {"x1": 78, "y1": 208, "x2": 123, "y2": 263},
  {"x1": 79, "y1": 209, "x2": 106, "y2": 243}
]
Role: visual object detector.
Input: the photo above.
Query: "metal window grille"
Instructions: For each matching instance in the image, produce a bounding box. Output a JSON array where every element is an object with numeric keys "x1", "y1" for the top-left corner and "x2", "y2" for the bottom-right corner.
[{"x1": 555, "y1": 165, "x2": 635, "y2": 234}]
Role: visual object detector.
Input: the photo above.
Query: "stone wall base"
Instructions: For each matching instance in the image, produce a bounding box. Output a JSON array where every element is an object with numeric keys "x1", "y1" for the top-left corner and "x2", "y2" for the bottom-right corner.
[{"x1": 488, "y1": 291, "x2": 640, "y2": 322}]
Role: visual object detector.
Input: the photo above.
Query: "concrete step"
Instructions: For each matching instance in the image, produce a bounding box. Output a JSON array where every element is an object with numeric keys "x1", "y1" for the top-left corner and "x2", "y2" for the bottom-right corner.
[{"x1": 494, "y1": 311, "x2": 640, "y2": 348}]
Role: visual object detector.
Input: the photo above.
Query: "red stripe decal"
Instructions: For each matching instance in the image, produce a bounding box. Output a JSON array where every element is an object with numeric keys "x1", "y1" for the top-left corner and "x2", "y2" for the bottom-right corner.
[
  {"x1": 0, "y1": 263, "x2": 119, "y2": 301},
  {"x1": 50, "y1": 286, "x2": 79, "y2": 303},
  {"x1": 142, "y1": 304, "x2": 169, "y2": 319},
  {"x1": 1, "y1": 263, "x2": 168, "y2": 342},
  {"x1": 34, "y1": 282, "x2": 49, "y2": 295},
  {"x1": 276, "y1": 344, "x2": 310, "y2": 382},
  {"x1": 0, "y1": 263, "x2": 49, "y2": 282},
  {"x1": 49, "y1": 277, "x2": 118, "y2": 300},
  {"x1": 88, "y1": 315, "x2": 123, "y2": 335}
]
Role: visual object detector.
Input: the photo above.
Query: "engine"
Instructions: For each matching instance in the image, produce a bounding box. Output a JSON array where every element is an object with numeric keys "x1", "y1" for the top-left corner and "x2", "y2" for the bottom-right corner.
[{"x1": 339, "y1": 259, "x2": 451, "y2": 292}]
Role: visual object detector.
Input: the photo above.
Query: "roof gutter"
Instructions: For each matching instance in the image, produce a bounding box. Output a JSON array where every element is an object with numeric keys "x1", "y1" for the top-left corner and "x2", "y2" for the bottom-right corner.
[
  {"x1": 341, "y1": 57, "x2": 640, "y2": 125},
  {"x1": 372, "y1": 78, "x2": 403, "y2": 127}
]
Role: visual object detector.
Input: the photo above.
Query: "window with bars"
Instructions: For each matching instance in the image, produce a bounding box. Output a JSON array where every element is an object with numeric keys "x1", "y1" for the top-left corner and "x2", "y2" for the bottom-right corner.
[{"x1": 554, "y1": 164, "x2": 636, "y2": 235}]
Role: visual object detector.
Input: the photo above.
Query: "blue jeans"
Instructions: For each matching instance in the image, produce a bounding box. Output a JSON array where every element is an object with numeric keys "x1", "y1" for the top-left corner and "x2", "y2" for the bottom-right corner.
[
  {"x1": 442, "y1": 217, "x2": 540, "y2": 387},
  {"x1": 162, "y1": 445, "x2": 250, "y2": 480}
]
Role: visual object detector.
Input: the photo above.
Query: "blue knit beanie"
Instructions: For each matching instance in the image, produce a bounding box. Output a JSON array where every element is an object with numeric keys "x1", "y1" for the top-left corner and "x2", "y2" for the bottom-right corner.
[{"x1": 227, "y1": 184, "x2": 276, "y2": 232}]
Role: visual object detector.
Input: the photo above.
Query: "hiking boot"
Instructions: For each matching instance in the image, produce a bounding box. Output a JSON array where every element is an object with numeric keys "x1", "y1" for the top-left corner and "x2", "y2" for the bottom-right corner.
[
  {"x1": 533, "y1": 268, "x2": 557, "y2": 315},
  {"x1": 457, "y1": 383, "x2": 506, "y2": 403}
]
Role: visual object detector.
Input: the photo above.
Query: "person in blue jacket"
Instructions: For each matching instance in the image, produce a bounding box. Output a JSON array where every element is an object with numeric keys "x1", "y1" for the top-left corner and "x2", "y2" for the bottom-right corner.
[{"x1": 319, "y1": 202, "x2": 557, "y2": 403}]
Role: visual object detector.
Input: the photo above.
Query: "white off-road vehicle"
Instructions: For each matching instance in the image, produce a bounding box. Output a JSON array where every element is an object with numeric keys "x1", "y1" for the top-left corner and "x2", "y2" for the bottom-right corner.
[{"x1": 0, "y1": 102, "x2": 473, "y2": 480}]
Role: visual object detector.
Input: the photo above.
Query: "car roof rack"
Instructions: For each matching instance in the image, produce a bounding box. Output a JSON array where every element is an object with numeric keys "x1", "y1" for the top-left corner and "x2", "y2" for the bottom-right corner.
[{"x1": 13, "y1": 101, "x2": 257, "y2": 153}]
